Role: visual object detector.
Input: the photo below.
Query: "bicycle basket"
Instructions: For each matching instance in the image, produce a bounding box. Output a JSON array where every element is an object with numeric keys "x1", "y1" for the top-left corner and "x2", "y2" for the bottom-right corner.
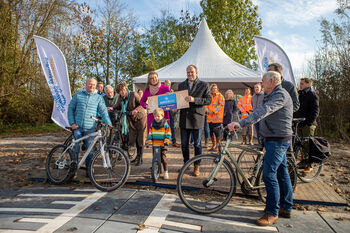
[{"x1": 308, "y1": 137, "x2": 331, "y2": 163}]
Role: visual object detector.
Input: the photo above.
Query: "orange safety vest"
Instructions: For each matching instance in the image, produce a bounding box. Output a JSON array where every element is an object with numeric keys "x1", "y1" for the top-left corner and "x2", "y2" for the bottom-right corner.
[
  {"x1": 237, "y1": 94, "x2": 252, "y2": 120},
  {"x1": 206, "y1": 92, "x2": 225, "y2": 123}
]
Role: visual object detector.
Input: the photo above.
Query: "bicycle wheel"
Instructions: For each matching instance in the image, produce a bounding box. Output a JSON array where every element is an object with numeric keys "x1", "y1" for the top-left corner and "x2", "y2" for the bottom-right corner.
[
  {"x1": 177, "y1": 154, "x2": 236, "y2": 214},
  {"x1": 151, "y1": 161, "x2": 161, "y2": 183},
  {"x1": 257, "y1": 158, "x2": 297, "y2": 203},
  {"x1": 46, "y1": 145, "x2": 74, "y2": 184},
  {"x1": 294, "y1": 145, "x2": 323, "y2": 183},
  {"x1": 88, "y1": 146, "x2": 130, "y2": 192},
  {"x1": 236, "y1": 150, "x2": 259, "y2": 185}
]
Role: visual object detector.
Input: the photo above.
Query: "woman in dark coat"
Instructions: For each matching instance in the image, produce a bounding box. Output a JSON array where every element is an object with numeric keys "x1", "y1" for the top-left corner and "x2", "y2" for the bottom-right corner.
[
  {"x1": 223, "y1": 89, "x2": 237, "y2": 140},
  {"x1": 113, "y1": 81, "x2": 147, "y2": 166}
]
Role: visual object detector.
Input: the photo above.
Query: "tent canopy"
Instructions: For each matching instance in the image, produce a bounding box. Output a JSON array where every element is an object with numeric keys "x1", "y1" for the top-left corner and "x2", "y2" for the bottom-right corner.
[{"x1": 133, "y1": 19, "x2": 261, "y2": 91}]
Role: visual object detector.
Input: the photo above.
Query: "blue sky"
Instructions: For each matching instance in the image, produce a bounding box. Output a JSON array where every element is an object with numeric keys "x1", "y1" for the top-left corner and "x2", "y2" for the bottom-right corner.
[{"x1": 85, "y1": 0, "x2": 339, "y2": 76}]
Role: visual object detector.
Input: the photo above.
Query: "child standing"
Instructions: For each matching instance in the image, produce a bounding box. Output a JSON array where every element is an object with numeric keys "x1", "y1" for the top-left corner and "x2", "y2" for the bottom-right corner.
[{"x1": 147, "y1": 108, "x2": 172, "y2": 179}]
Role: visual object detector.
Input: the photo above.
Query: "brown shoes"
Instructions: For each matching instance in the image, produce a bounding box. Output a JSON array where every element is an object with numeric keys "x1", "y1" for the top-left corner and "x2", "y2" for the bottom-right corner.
[
  {"x1": 172, "y1": 143, "x2": 180, "y2": 148},
  {"x1": 193, "y1": 165, "x2": 200, "y2": 176},
  {"x1": 279, "y1": 208, "x2": 292, "y2": 218},
  {"x1": 256, "y1": 213, "x2": 278, "y2": 226}
]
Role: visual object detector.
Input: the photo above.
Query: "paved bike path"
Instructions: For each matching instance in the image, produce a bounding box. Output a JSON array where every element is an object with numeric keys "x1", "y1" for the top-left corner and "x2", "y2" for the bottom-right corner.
[{"x1": 0, "y1": 187, "x2": 348, "y2": 233}]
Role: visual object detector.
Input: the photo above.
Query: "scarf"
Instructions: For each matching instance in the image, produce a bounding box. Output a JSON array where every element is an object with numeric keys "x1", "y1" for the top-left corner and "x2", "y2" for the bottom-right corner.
[
  {"x1": 149, "y1": 82, "x2": 161, "y2": 96},
  {"x1": 152, "y1": 118, "x2": 166, "y2": 130},
  {"x1": 121, "y1": 91, "x2": 130, "y2": 135}
]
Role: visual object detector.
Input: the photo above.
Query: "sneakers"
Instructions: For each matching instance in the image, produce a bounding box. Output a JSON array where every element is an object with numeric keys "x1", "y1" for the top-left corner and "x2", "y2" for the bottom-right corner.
[
  {"x1": 256, "y1": 213, "x2": 278, "y2": 226},
  {"x1": 279, "y1": 208, "x2": 291, "y2": 218},
  {"x1": 164, "y1": 171, "x2": 169, "y2": 179},
  {"x1": 193, "y1": 165, "x2": 200, "y2": 176},
  {"x1": 172, "y1": 143, "x2": 180, "y2": 148}
]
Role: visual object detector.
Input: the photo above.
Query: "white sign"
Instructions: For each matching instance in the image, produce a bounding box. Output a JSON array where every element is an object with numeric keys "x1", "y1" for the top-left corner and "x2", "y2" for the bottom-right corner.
[
  {"x1": 254, "y1": 36, "x2": 296, "y2": 85},
  {"x1": 34, "y1": 36, "x2": 72, "y2": 129}
]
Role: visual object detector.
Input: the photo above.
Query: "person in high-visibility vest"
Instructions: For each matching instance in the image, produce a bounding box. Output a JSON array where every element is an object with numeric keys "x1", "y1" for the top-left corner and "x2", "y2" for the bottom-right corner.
[
  {"x1": 205, "y1": 84, "x2": 225, "y2": 151},
  {"x1": 237, "y1": 87, "x2": 254, "y2": 145}
]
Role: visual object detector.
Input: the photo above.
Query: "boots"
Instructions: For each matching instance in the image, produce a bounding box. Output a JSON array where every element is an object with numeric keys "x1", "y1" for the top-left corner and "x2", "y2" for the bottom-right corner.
[
  {"x1": 193, "y1": 164, "x2": 200, "y2": 176},
  {"x1": 135, "y1": 146, "x2": 143, "y2": 166},
  {"x1": 209, "y1": 135, "x2": 217, "y2": 151},
  {"x1": 241, "y1": 136, "x2": 246, "y2": 145},
  {"x1": 249, "y1": 136, "x2": 254, "y2": 145}
]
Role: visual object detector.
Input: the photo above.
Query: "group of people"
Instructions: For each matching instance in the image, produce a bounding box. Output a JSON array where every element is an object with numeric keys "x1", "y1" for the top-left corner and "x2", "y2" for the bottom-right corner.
[{"x1": 67, "y1": 62, "x2": 319, "y2": 227}]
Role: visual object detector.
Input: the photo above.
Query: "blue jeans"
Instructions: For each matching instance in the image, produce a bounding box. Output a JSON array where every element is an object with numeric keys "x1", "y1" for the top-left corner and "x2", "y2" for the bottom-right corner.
[
  {"x1": 263, "y1": 140, "x2": 293, "y2": 216},
  {"x1": 73, "y1": 128, "x2": 96, "y2": 168},
  {"x1": 169, "y1": 111, "x2": 176, "y2": 144},
  {"x1": 181, "y1": 128, "x2": 202, "y2": 165},
  {"x1": 204, "y1": 115, "x2": 209, "y2": 139}
]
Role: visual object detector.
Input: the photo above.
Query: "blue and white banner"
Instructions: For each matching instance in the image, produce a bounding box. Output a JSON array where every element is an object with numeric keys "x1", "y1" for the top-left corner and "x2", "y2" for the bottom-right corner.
[
  {"x1": 34, "y1": 36, "x2": 72, "y2": 129},
  {"x1": 254, "y1": 36, "x2": 296, "y2": 85}
]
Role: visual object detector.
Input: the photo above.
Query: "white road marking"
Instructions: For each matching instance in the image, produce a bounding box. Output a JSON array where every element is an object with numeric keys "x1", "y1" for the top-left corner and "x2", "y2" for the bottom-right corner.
[
  {"x1": 0, "y1": 208, "x2": 66, "y2": 213},
  {"x1": 163, "y1": 220, "x2": 202, "y2": 231},
  {"x1": 18, "y1": 194, "x2": 89, "y2": 198},
  {"x1": 35, "y1": 191, "x2": 106, "y2": 233},
  {"x1": 138, "y1": 194, "x2": 177, "y2": 233},
  {"x1": 168, "y1": 211, "x2": 278, "y2": 232},
  {"x1": 17, "y1": 218, "x2": 52, "y2": 223},
  {"x1": 51, "y1": 201, "x2": 80, "y2": 205}
]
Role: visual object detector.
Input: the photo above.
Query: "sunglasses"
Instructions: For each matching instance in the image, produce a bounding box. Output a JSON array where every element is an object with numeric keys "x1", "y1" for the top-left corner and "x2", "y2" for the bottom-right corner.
[{"x1": 89, "y1": 77, "x2": 97, "y2": 80}]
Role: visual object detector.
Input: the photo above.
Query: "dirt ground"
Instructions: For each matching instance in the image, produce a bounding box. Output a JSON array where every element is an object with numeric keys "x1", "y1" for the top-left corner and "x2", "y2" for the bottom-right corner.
[{"x1": 0, "y1": 131, "x2": 349, "y2": 215}]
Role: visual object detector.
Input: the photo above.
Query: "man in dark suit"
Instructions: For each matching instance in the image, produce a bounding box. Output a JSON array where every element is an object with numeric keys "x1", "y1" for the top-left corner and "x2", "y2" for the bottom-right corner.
[{"x1": 178, "y1": 65, "x2": 212, "y2": 176}]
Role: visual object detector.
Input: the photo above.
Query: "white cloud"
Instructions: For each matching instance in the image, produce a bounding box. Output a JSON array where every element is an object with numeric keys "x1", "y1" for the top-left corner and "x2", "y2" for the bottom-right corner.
[{"x1": 256, "y1": 0, "x2": 338, "y2": 27}]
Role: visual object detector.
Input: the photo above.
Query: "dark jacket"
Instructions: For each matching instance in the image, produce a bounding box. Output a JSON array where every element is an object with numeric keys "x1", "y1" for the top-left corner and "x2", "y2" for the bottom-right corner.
[
  {"x1": 178, "y1": 78, "x2": 212, "y2": 129},
  {"x1": 293, "y1": 87, "x2": 319, "y2": 127},
  {"x1": 113, "y1": 92, "x2": 147, "y2": 146},
  {"x1": 103, "y1": 94, "x2": 119, "y2": 125},
  {"x1": 240, "y1": 85, "x2": 293, "y2": 138},
  {"x1": 223, "y1": 99, "x2": 237, "y2": 125},
  {"x1": 282, "y1": 78, "x2": 299, "y2": 112}
]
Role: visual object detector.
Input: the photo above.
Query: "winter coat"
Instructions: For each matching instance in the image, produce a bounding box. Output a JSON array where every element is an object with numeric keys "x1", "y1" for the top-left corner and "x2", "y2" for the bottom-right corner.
[
  {"x1": 178, "y1": 78, "x2": 212, "y2": 129},
  {"x1": 206, "y1": 92, "x2": 225, "y2": 123},
  {"x1": 293, "y1": 87, "x2": 319, "y2": 127},
  {"x1": 114, "y1": 91, "x2": 147, "y2": 146},
  {"x1": 140, "y1": 84, "x2": 170, "y2": 132},
  {"x1": 237, "y1": 94, "x2": 252, "y2": 120},
  {"x1": 239, "y1": 85, "x2": 293, "y2": 139},
  {"x1": 282, "y1": 78, "x2": 300, "y2": 112},
  {"x1": 68, "y1": 90, "x2": 111, "y2": 130},
  {"x1": 223, "y1": 99, "x2": 237, "y2": 125}
]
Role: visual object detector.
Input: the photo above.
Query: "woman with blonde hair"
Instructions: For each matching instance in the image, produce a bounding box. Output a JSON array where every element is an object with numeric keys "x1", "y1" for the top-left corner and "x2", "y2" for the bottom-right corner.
[
  {"x1": 205, "y1": 84, "x2": 225, "y2": 151},
  {"x1": 223, "y1": 89, "x2": 238, "y2": 140},
  {"x1": 140, "y1": 71, "x2": 170, "y2": 132}
]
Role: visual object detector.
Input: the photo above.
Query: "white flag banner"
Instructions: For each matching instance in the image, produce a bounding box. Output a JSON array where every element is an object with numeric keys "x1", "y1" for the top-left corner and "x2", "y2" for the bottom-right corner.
[
  {"x1": 254, "y1": 36, "x2": 296, "y2": 85},
  {"x1": 34, "y1": 35, "x2": 72, "y2": 130}
]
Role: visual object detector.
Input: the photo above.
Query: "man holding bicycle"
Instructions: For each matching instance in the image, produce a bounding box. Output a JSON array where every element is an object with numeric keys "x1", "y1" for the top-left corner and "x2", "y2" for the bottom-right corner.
[
  {"x1": 228, "y1": 71, "x2": 293, "y2": 226},
  {"x1": 68, "y1": 77, "x2": 112, "y2": 170}
]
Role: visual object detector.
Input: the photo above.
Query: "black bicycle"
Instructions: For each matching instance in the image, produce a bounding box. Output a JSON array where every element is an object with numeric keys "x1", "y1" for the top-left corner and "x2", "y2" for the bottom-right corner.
[{"x1": 151, "y1": 146, "x2": 162, "y2": 182}]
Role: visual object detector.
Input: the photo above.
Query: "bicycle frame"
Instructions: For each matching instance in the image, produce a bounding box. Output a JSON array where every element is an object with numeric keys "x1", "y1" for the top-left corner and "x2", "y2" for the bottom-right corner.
[
  {"x1": 61, "y1": 129, "x2": 112, "y2": 169},
  {"x1": 206, "y1": 131, "x2": 265, "y2": 190}
]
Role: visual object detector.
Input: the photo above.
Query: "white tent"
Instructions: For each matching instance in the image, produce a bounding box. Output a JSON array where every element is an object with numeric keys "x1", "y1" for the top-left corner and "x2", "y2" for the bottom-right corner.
[{"x1": 133, "y1": 19, "x2": 261, "y2": 92}]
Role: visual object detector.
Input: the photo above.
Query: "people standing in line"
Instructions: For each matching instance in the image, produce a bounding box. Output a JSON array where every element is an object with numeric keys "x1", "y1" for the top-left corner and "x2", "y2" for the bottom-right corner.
[
  {"x1": 223, "y1": 89, "x2": 237, "y2": 140},
  {"x1": 293, "y1": 78, "x2": 319, "y2": 172},
  {"x1": 251, "y1": 83, "x2": 264, "y2": 144},
  {"x1": 140, "y1": 72, "x2": 170, "y2": 132},
  {"x1": 228, "y1": 71, "x2": 294, "y2": 226},
  {"x1": 178, "y1": 65, "x2": 211, "y2": 176},
  {"x1": 103, "y1": 85, "x2": 119, "y2": 126},
  {"x1": 146, "y1": 108, "x2": 172, "y2": 179},
  {"x1": 137, "y1": 89, "x2": 143, "y2": 98},
  {"x1": 237, "y1": 87, "x2": 254, "y2": 145},
  {"x1": 68, "y1": 77, "x2": 112, "y2": 171},
  {"x1": 113, "y1": 81, "x2": 147, "y2": 166},
  {"x1": 96, "y1": 81, "x2": 106, "y2": 96},
  {"x1": 267, "y1": 63, "x2": 299, "y2": 112},
  {"x1": 205, "y1": 84, "x2": 225, "y2": 151},
  {"x1": 164, "y1": 80, "x2": 181, "y2": 148}
]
